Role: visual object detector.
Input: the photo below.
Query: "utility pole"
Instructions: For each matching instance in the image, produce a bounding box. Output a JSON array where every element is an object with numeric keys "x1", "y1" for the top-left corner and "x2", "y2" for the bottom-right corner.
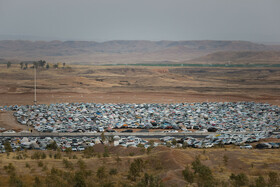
[{"x1": 34, "y1": 64, "x2": 37, "y2": 105}]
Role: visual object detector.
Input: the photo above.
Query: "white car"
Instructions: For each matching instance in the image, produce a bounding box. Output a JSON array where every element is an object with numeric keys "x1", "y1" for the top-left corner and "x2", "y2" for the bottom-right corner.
[
  {"x1": 3, "y1": 130, "x2": 16, "y2": 133},
  {"x1": 77, "y1": 146, "x2": 85, "y2": 151},
  {"x1": 240, "y1": 145, "x2": 252, "y2": 149}
]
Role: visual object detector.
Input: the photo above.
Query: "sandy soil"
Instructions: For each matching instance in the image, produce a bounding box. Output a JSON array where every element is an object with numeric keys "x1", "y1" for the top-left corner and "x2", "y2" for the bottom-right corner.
[
  {"x1": 0, "y1": 65, "x2": 279, "y2": 106},
  {"x1": 0, "y1": 111, "x2": 33, "y2": 132}
]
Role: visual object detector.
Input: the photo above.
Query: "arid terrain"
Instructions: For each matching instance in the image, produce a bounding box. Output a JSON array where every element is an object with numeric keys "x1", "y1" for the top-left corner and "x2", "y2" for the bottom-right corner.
[
  {"x1": 0, "y1": 145, "x2": 279, "y2": 186},
  {"x1": 0, "y1": 64, "x2": 279, "y2": 106}
]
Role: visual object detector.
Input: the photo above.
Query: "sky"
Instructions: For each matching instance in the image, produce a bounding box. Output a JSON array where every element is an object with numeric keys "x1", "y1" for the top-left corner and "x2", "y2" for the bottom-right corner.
[{"x1": 0, "y1": 0, "x2": 280, "y2": 42}]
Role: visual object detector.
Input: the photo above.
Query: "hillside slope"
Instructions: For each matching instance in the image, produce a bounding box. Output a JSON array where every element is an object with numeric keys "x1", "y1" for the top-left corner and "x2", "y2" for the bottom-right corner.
[
  {"x1": 188, "y1": 51, "x2": 280, "y2": 64},
  {"x1": 1, "y1": 40, "x2": 279, "y2": 64}
]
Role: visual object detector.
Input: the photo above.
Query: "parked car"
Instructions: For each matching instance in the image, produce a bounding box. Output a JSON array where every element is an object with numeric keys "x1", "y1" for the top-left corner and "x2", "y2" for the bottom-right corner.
[
  {"x1": 240, "y1": 144, "x2": 253, "y2": 149},
  {"x1": 121, "y1": 129, "x2": 133, "y2": 133}
]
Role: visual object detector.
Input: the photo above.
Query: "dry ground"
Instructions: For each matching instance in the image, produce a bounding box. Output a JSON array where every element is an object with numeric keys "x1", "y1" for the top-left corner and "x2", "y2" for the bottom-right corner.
[
  {"x1": 0, "y1": 111, "x2": 30, "y2": 132},
  {"x1": 0, "y1": 64, "x2": 279, "y2": 106},
  {"x1": 0, "y1": 146, "x2": 279, "y2": 186}
]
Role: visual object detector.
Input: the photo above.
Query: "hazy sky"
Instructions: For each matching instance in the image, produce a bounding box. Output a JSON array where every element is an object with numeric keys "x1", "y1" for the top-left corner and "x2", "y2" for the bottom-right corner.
[{"x1": 0, "y1": 0, "x2": 279, "y2": 42}]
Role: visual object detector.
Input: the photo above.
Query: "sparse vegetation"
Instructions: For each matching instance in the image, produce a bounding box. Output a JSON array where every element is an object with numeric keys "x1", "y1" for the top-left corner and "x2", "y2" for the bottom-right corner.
[
  {"x1": 0, "y1": 143, "x2": 279, "y2": 186},
  {"x1": 128, "y1": 158, "x2": 145, "y2": 181},
  {"x1": 31, "y1": 151, "x2": 46, "y2": 159},
  {"x1": 230, "y1": 173, "x2": 249, "y2": 187},
  {"x1": 182, "y1": 165, "x2": 194, "y2": 184}
]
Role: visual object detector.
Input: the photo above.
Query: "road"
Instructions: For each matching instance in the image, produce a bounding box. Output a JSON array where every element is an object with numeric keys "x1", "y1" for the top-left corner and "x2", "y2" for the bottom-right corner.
[{"x1": 0, "y1": 132, "x2": 215, "y2": 138}]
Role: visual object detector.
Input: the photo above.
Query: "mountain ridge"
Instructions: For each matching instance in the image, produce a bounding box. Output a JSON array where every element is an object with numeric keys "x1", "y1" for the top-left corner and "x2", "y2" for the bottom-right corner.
[{"x1": 0, "y1": 40, "x2": 279, "y2": 64}]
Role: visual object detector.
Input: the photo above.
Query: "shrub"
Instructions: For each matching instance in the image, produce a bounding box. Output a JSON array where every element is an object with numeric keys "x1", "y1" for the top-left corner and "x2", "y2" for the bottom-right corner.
[
  {"x1": 42, "y1": 165, "x2": 48, "y2": 172},
  {"x1": 230, "y1": 173, "x2": 249, "y2": 187},
  {"x1": 31, "y1": 152, "x2": 46, "y2": 160},
  {"x1": 268, "y1": 172, "x2": 278, "y2": 187},
  {"x1": 25, "y1": 163, "x2": 30, "y2": 168},
  {"x1": 4, "y1": 163, "x2": 15, "y2": 174},
  {"x1": 109, "y1": 168, "x2": 118, "y2": 175},
  {"x1": 54, "y1": 151, "x2": 62, "y2": 159},
  {"x1": 46, "y1": 141, "x2": 58, "y2": 150},
  {"x1": 77, "y1": 159, "x2": 86, "y2": 170},
  {"x1": 103, "y1": 146, "x2": 110, "y2": 157},
  {"x1": 83, "y1": 147, "x2": 94, "y2": 158},
  {"x1": 63, "y1": 159, "x2": 74, "y2": 170},
  {"x1": 96, "y1": 166, "x2": 106, "y2": 180},
  {"x1": 74, "y1": 171, "x2": 86, "y2": 187},
  {"x1": 4, "y1": 141, "x2": 13, "y2": 152},
  {"x1": 9, "y1": 173, "x2": 23, "y2": 187},
  {"x1": 33, "y1": 176, "x2": 42, "y2": 187},
  {"x1": 37, "y1": 161, "x2": 44, "y2": 167},
  {"x1": 254, "y1": 175, "x2": 266, "y2": 187}
]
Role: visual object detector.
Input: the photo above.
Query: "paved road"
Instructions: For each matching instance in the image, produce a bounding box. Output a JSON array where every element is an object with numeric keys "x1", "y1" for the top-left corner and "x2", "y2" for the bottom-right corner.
[{"x1": 0, "y1": 132, "x2": 214, "y2": 138}]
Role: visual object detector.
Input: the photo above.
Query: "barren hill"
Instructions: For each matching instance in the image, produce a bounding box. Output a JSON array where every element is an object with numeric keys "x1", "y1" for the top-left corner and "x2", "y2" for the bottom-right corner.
[
  {"x1": 188, "y1": 51, "x2": 280, "y2": 64},
  {"x1": 1, "y1": 40, "x2": 280, "y2": 64}
]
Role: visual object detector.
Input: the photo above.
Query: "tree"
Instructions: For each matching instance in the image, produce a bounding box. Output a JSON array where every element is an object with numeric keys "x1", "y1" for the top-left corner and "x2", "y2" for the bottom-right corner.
[
  {"x1": 38, "y1": 60, "x2": 46, "y2": 68},
  {"x1": 65, "y1": 147, "x2": 72, "y2": 156},
  {"x1": 101, "y1": 132, "x2": 106, "y2": 142},
  {"x1": 46, "y1": 141, "x2": 58, "y2": 150},
  {"x1": 103, "y1": 146, "x2": 110, "y2": 157},
  {"x1": 191, "y1": 156, "x2": 215, "y2": 187},
  {"x1": 171, "y1": 139, "x2": 177, "y2": 146},
  {"x1": 137, "y1": 173, "x2": 163, "y2": 187},
  {"x1": 7, "y1": 61, "x2": 11, "y2": 68},
  {"x1": 25, "y1": 62, "x2": 28, "y2": 69},
  {"x1": 53, "y1": 63, "x2": 59, "y2": 69},
  {"x1": 182, "y1": 165, "x2": 194, "y2": 184},
  {"x1": 128, "y1": 159, "x2": 145, "y2": 181},
  {"x1": 20, "y1": 62, "x2": 24, "y2": 69},
  {"x1": 4, "y1": 141, "x2": 13, "y2": 152},
  {"x1": 63, "y1": 62, "x2": 66, "y2": 68},
  {"x1": 46, "y1": 63, "x2": 50, "y2": 69},
  {"x1": 33, "y1": 61, "x2": 38, "y2": 69},
  {"x1": 148, "y1": 140, "x2": 155, "y2": 147}
]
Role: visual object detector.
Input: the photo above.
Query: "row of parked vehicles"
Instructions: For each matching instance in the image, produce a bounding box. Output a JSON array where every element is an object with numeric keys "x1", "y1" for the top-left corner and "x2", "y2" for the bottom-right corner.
[{"x1": 4, "y1": 102, "x2": 278, "y2": 135}]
